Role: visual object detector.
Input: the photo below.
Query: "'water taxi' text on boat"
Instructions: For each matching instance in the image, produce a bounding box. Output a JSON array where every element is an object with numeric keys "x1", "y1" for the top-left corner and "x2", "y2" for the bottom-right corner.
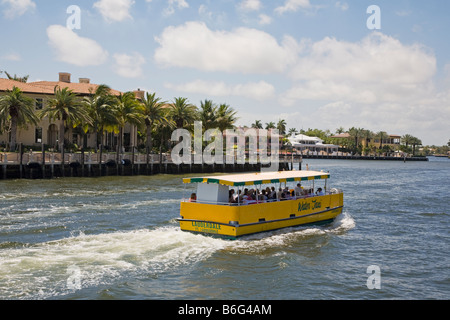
[{"x1": 178, "y1": 170, "x2": 344, "y2": 239}]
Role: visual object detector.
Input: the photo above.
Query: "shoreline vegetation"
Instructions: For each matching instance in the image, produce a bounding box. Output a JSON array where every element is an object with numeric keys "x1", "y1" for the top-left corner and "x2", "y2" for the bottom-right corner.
[{"x1": 1, "y1": 75, "x2": 449, "y2": 168}]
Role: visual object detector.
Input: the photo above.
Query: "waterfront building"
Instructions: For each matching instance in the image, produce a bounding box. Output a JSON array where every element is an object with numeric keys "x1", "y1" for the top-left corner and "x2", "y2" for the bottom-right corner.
[
  {"x1": 288, "y1": 134, "x2": 339, "y2": 155},
  {"x1": 0, "y1": 72, "x2": 141, "y2": 151},
  {"x1": 330, "y1": 132, "x2": 402, "y2": 151}
]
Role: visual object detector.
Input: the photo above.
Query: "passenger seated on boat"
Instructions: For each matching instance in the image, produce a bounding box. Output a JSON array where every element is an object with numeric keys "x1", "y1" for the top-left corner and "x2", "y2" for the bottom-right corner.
[
  {"x1": 189, "y1": 193, "x2": 196, "y2": 202},
  {"x1": 241, "y1": 192, "x2": 250, "y2": 204},
  {"x1": 235, "y1": 190, "x2": 240, "y2": 202},
  {"x1": 259, "y1": 190, "x2": 268, "y2": 201},
  {"x1": 286, "y1": 191, "x2": 293, "y2": 199},
  {"x1": 246, "y1": 189, "x2": 257, "y2": 204},
  {"x1": 229, "y1": 189, "x2": 237, "y2": 203},
  {"x1": 316, "y1": 188, "x2": 325, "y2": 196},
  {"x1": 295, "y1": 183, "x2": 302, "y2": 196},
  {"x1": 277, "y1": 188, "x2": 283, "y2": 200},
  {"x1": 270, "y1": 187, "x2": 277, "y2": 200},
  {"x1": 301, "y1": 188, "x2": 308, "y2": 196},
  {"x1": 265, "y1": 188, "x2": 270, "y2": 199}
]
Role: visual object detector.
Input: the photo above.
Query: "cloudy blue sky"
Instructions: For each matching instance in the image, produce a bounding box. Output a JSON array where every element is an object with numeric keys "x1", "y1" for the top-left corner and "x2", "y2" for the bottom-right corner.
[{"x1": 1, "y1": 0, "x2": 449, "y2": 145}]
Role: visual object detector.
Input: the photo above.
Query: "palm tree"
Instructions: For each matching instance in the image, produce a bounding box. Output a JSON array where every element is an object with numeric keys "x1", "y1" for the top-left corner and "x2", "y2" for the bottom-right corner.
[
  {"x1": 348, "y1": 127, "x2": 364, "y2": 153},
  {"x1": 4, "y1": 71, "x2": 29, "y2": 83},
  {"x1": 335, "y1": 126, "x2": 345, "y2": 134},
  {"x1": 401, "y1": 134, "x2": 414, "y2": 150},
  {"x1": 216, "y1": 103, "x2": 237, "y2": 132},
  {"x1": 82, "y1": 85, "x2": 117, "y2": 151},
  {"x1": 0, "y1": 86, "x2": 39, "y2": 151},
  {"x1": 199, "y1": 99, "x2": 217, "y2": 132},
  {"x1": 265, "y1": 121, "x2": 276, "y2": 130},
  {"x1": 112, "y1": 92, "x2": 143, "y2": 153},
  {"x1": 276, "y1": 119, "x2": 287, "y2": 135},
  {"x1": 141, "y1": 92, "x2": 166, "y2": 153},
  {"x1": 361, "y1": 129, "x2": 374, "y2": 155},
  {"x1": 156, "y1": 108, "x2": 176, "y2": 163},
  {"x1": 39, "y1": 86, "x2": 91, "y2": 151},
  {"x1": 375, "y1": 131, "x2": 388, "y2": 149},
  {"x1": 251, "y1": 120, "x2": 263, "y2": 129},
  {"x1": 411, "y1": 137, "x2": 422, "y2": 156},
  {"x1": 170, "y1": 97, "x2": 198, "y2": 129},
  {"x1": 288, "y1": 128, "x2": 297, "y2": 136}
]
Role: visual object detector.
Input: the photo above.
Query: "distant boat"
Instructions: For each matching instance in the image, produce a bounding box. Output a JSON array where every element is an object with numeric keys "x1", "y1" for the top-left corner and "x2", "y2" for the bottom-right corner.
[{"x1": 178, "y1": 170, "x2": 344, "y2": 239}]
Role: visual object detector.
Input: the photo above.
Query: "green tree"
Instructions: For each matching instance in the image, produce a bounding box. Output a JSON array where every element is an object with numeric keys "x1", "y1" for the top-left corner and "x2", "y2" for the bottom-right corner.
[
  {"x1": 82, "y1": 85, "x2": 117, "y2": 151},
  {"x1": 112, "y1": 92, "x2": 143, "y2": 152},
  {"x1": 39, "y1": 86, "x2": 92, "y2": 151},
  {"x1": 361, "y1": 129, "x2": 374, "y2": 155},
  {"x1": 141, "y1": 92, "x2": 166, "y2": 153},
  {"x1": 4, "y1": 71, "x2": 29, "y2": 83},
  {"x1": 276, "y1": 119, "x2": 287, "y2": 135},
  {"x1": 335, "y1": 127, "x2": 345, "y2": 134},
  {"x1": 348, "y1": 127, "x2": 364, "y2": 154},
  {"x1": 170, "y1": 97, "x2": 198, "y2": 129},
  {"x1": 199, "y1": 99, "x2": 217, "y2": 132},
  {"x1": 265, "y1": 121, "x2": 275, "y2": 130},
  {"x1": 156, "y1": 108, "x2": 176, "y2": 162},
  {"x1": 410, "y1": 137, "x2": 422, "y2": 156},
  {"x1": 0, "y1": 86, "x2": 39, "y2": 151},
  {"x1": 251, "y1": 120, "x2": 263, "y2": 129},
  {"x1": 288, "y1": 128, "x2": 297, "y2": 136},
  {"x1": 375, "y1": 131, "x2": 388, "y2": 149},
  {"x1": 401, "y1": 134, "x2": 415, "y2": 151},
  {"x1": 216, "y1": 103, "x2": 237, "y2": 132}
]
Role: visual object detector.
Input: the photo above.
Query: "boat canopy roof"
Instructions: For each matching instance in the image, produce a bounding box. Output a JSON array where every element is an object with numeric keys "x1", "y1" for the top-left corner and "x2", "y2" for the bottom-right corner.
[{"x1": 183, "y1": 170, "x2": 330, "y2": 187}]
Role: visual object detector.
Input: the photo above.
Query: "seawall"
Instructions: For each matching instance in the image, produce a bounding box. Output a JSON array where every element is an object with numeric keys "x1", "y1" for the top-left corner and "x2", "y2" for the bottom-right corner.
[{"x1": 0, "y1": 161, "x2": 291, "y2": 180}]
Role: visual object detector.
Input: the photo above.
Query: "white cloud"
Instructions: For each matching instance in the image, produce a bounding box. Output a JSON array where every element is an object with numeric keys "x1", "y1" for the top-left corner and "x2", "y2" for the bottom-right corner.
[
  {"x1": 238, "y1": 0, "x2": 262, "y2": 12},
  {"x1": 47, "y1": 25, "x2": 109, "y2": 67},
  {"x1": 1, "y1": 0, "x2": 35, "y2": 19},
  {"x1": 163, "y1": 0, "x2": 189, "y2": 16},
  {"x1": 258, "y1": 14, "x2": 272, "y2": 25},
  {"x1": 93, "y1": 0, "x2": 135, "y2": 22},
  {"x1": 275, "y1": 0, "x2": 311, "y2": 15},
  {"x1": 395, "y1": 10, "x2": 412, "y2": 17},
  {"x1": 113, "y1": 52, "x2": 146, "y2": 78},
  {"x1": 198, "y1": 4, "x2": 212, "y2": 19},
  {"x1": 165, "y1": 79, "x2": 275, "y2": 101},
  {"x1": 1, "y1": 53, "x2": 21, "y2": 61},
  {"x1": 283, "y1": 32, "x2": 436, "y2": 105},
  {"x1": 335, "y1": 1, "x2": 348, "y2": 11},
  {"x1": 276, "y1": 32, "x2": 446, "y2": 145},
  {"x1": 154, "y1": 21, "x2": 300, "y2": 74}
]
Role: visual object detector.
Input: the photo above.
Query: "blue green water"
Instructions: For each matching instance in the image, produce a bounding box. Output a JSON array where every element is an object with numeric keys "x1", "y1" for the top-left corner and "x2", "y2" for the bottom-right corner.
[{"x1": 0, "y1": 157, "x2": 448, "y2": 300}]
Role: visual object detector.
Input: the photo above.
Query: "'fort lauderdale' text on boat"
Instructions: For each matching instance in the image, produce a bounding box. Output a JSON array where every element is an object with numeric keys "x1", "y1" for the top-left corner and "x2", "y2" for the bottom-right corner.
[{"x1": 178, "y1": 170, "x2": 344, "y2": 239}]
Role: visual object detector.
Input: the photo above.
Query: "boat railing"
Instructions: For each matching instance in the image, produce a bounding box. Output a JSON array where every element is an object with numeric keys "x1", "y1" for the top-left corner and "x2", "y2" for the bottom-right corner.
[{"x1": 183, "y1": 190, "x2": 342, "y2": 206}]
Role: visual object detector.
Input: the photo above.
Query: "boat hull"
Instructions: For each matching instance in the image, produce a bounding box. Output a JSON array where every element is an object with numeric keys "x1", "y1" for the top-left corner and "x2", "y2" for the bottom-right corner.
[{"x1": 178, "y1": 193, "x2": 344, "y2": 239}]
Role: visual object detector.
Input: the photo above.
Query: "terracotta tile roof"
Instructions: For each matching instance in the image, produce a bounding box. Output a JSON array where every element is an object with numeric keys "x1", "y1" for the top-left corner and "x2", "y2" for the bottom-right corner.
[
  {"x1": 0, "y1": 78, "x2": 122, "y2": 96},
  {"x1": 0, "y1": 78, "x2": 54, "y2": 94},
  {"x1": 330, "y1": 133, "x2": 351, "y2": 138},
  {"x1": 29, "y1": 81, "x2": 123, "y2": 96}
]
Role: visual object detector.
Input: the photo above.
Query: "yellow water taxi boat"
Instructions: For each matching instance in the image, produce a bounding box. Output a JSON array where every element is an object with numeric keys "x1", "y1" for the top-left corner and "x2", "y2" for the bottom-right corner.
[{"x1": 178, "y1": 170, "x2": 344, "y2": 239}]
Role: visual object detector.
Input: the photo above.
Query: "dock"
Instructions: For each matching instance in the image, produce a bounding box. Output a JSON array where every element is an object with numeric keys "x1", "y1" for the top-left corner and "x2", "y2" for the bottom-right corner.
[
  {"x1": 0, "y1": 151, "x2": 291, "y2": 180},
  {"x1": 0, "y1": 150, "x2": 427, "y2": 180}
]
